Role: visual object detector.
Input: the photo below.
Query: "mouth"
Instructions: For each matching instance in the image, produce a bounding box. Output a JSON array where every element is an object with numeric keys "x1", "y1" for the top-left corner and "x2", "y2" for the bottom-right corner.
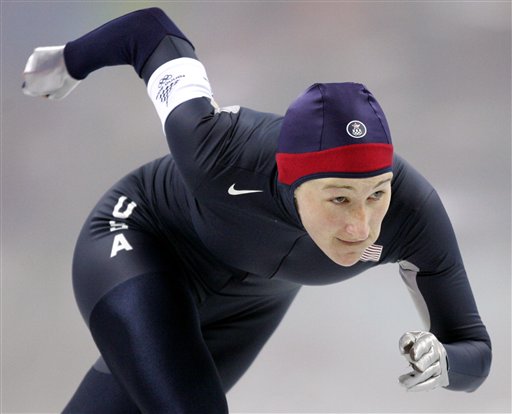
[{"x1": 336, "y1": 238, "x2": 368, "y2": 247}]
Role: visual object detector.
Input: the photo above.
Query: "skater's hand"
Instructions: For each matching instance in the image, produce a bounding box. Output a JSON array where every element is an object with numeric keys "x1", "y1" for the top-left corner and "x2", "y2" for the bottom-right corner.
[
  {"x1": 398, "y1": 331, "x2": 449, "y2": 391},
  {"x1": 22, "y1": 45, "x2": 80, "y2": 99}
]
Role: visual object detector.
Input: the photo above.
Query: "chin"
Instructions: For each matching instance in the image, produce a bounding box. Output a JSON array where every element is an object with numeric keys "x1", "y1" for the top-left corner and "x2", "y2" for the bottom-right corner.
[
  {"x1": 334, "y1": 258, "x2": 361, "y2": 267},
  {"x1": 329, "y1": 251, "x2": 362, "y2": 267}
]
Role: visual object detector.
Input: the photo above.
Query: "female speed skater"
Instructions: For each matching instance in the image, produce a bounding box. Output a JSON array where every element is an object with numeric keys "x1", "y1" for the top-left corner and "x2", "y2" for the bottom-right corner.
[{"x1": 22, "y1": 8, "x2": 491, "y2": 413}]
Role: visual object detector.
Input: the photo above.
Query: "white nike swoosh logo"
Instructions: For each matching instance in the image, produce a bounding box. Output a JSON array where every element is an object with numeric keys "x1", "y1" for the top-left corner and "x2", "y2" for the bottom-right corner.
[{"x1": 228, "y1": 183, "x2": 263, "y2": 196}]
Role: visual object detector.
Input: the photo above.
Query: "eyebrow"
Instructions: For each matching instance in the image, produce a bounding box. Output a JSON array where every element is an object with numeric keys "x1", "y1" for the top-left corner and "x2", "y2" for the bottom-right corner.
[{"x1": 321, "y1": 178, "x2": 392, "y2": 191}]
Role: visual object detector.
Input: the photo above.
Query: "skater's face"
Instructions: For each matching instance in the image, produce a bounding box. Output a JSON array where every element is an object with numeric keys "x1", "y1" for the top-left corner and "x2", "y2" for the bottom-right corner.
[{"x1": 294, "y1": 172, "x2": 392, "y2": 267}]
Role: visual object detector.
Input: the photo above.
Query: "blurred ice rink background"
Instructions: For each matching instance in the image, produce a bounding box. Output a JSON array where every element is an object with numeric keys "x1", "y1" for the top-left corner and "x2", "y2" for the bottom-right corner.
[{"x1": 1, "y1": 2, "x2": 510, "y2": 413}]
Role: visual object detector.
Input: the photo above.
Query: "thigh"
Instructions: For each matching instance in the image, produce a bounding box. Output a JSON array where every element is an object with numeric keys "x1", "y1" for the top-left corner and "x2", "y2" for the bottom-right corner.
[
  {"x1": 72, "y1": 182, "x2": 174, "y2": 325},
  {"x1": 72, "y1": 185, "x2": 228, "y2": 413},
  {"x1": 89, "y1": 271, "x2": 228, "y2": 413}
]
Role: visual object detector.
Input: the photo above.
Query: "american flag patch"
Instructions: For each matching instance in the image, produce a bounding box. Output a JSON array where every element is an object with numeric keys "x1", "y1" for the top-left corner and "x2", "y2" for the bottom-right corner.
[{"x1": 360, "y1": 244, "x2": 383, "y2": 262}]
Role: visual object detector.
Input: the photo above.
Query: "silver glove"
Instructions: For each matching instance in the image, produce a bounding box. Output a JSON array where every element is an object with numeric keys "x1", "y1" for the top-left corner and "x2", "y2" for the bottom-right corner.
[
  {"x1": 22, "y1": 45, "x2": 80, "y2": 100},
  {"x1": 398, "y1": 331, "x2": 449, "y2": 391}
]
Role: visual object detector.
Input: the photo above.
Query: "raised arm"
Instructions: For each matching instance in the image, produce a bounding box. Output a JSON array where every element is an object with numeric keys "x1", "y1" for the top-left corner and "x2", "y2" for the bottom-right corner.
[
  {"x1": 62, "y1": 7, "x2": 216, "y2": 130},
  {"x1": 64, "y1": 8, "x2": 195, "y2": 83},
  {"x1": 22, "y1": 8, "x2": 196, "y2": 95},
  {"x1": 23, "y1": 8, "x2": 237, "y2": 193}
]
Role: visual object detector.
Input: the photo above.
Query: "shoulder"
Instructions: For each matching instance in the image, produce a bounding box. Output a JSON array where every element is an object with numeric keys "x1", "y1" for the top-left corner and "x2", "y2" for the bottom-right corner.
[
  {"x1": 386, "y1": 154, "x2": 463, "y2": 268},
  {"x1": 390, "y1": 154, "x2": 435, "y2": 211},
  {"x1": 218, "y1": 106, "x2": 283, "y2": 174},
  {"x1": 236, "y1": 107, "x2": 282, "y2": 139}
]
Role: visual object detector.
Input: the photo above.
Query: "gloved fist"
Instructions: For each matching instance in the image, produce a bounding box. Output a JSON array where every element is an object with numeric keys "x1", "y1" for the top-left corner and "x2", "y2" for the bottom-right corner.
[
  {"x1": 398, "y1": 331, "x2": 449, "y2": 392},
  {"x1": 22, "y1": 45, "x2": 80, "y2": 99}
]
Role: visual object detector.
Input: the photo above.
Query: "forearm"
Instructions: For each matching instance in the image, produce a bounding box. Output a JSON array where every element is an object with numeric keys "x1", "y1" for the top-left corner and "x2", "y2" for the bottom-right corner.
[
  {"x1": 398, "y1": 188, "x2": 492, "y2": 393},
  {"x1": 444, "y1": 339, "x2": 492, "y2": 392},
  {"x1": 63, "y1": 8, "x2": 196, "y2": 82}
]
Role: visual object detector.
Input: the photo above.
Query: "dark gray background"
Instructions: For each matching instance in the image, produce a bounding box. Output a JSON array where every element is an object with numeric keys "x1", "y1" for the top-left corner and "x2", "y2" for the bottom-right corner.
[{"x1": 2, "y1": 1, "x2": 510, "y2": 413}]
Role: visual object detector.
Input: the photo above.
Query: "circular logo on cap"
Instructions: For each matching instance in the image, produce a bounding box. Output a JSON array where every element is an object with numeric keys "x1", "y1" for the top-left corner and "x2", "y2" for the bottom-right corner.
[{"x1": 346, "y1": 120, "x2": 367, "y2": 139}]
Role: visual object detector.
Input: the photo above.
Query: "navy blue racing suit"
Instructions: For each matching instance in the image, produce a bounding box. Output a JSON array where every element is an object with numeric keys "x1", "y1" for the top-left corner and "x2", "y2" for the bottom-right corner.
[{"x1": 61, "y1": 8, "x2": 491, "y2": 414}]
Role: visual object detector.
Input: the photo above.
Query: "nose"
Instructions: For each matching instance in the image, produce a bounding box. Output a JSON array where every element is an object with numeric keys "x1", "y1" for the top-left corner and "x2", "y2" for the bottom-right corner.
[{"x1": 344, "y1": 205, "x2": 370, "y2": 241}]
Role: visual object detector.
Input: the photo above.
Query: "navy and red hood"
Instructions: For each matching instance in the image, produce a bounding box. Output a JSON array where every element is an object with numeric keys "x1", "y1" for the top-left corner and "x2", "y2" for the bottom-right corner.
[{"x1": 276, "y1": 83, "x2": 393, "y2": 190}]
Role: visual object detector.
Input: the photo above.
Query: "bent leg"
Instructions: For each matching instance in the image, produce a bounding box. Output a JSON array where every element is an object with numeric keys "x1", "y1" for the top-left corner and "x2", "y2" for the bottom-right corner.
[
  {"x1": 63, "y1": 275, "x2": 298, "y2": 413},
  {"x1": 62, "y1": 365, "x2": 139, "y2": 414},
  {"x1": 69, "y1": 184, "x2": 228, "y2": 413},
  {"x1": 88, "y1": 272, "x2": 228, "y2": 413}
]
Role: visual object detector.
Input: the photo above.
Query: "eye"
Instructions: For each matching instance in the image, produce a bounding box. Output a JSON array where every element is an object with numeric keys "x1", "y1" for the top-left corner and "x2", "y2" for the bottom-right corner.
[
  {"x1": 369, "y1": 191, "x2": 385, "y2": 201},
  {"x1": 331, "y1": 196, "x2": 348, "y2": 204}
]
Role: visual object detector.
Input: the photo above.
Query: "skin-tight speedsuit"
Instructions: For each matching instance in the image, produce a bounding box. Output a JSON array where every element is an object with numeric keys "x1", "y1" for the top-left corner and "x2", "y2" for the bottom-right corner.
[{"x1": 61, "y1": 8, "x2": 491, "y2": 414}]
